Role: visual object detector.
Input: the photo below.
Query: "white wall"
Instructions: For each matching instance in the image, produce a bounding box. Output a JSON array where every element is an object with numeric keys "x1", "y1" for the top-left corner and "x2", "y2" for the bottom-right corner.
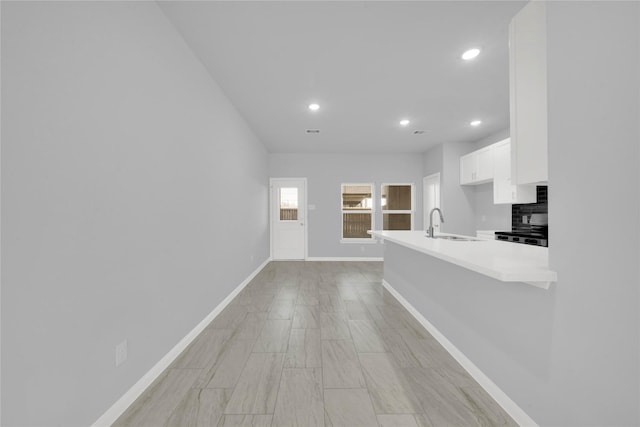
[
  {"x1": 473, "y1": 183, "x2": 511, "y2": 231},
  {"x1": 422, "y1": 141, "x2": 477, "y2": 236},
  {"x1": 441, "y1": 141, "x2": 477, "y2": 235},
  {"x1": 1, "y1": 2, "x2": 269, "y2": 426},
  {"x1": 385, "y1": 2, "x2": 639, "y2": 426},
  {"x1": 422, "y1": 143, "x2": 443, "y2": 177},
  {"x1": 269, "y1": 153, "x2": 424, "y2": 258},
  {"x1": 545, "y1": 1, "x2": 639, "y2": 424}
]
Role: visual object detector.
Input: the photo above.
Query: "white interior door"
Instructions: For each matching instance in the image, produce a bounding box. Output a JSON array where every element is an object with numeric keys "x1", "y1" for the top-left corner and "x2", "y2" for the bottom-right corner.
[
  {"x1": 271, "y1": 178, "x2": 307, "y2": 260},
  {"x1": 423, "y1": 173, "x2": 441, "y2": 233}
]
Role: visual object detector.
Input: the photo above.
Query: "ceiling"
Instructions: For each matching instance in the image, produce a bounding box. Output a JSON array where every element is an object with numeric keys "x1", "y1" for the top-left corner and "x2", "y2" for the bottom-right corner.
[{"x1": 159, "y1": 1, "x2": 526, "y2": 154}]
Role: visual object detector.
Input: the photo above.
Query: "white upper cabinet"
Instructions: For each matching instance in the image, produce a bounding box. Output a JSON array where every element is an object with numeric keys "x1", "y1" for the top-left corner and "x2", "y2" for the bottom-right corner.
[
  {"x1": 476, "y1": 147, "x2": 494, "y2": 182},
  {"x1": 460, "y1": 153, "x2": 476, "y2": 184},
  {"x1": 493, "y1": 138, "x2": 536, "y2": 204},
  {"x1": 460, "y1": 145, "x2": 494, "y2": 185},
  {"x1": 509, "y1": 1, "x2": 548, "y2": 185}
]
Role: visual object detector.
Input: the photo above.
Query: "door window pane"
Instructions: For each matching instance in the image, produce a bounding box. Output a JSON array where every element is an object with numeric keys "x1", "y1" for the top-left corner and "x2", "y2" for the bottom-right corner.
[
  {"x1": 381, "y1": 185, "x2": 412, "y2": 210},
  {"x1": 343, "y1": 213, "x2": 372, "y2": 238},
  {"x1": 342, "y1": 185, "x2": 373, "y2": 210},
  {"x1": 280, "y1": 188, "x2": 298, "y2": 221},
  {"x1": 383, "y1": 213, "x2": 412, "y2": 230}
]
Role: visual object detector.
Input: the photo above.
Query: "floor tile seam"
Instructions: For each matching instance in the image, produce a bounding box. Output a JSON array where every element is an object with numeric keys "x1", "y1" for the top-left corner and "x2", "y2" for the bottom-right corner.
[
  {"x1": 447, "y1": 382, "x2": 510, "y2": 420},
  {"x1": 355, "y1": 354, "x2": 390, "y2": 421},
  {"x1": 349, "y1": 317, "x2": 389, "y2": 353},
  {"x1": 168, "y1": 367, "x2": 204, "y2": 372},
  {"x1": 250, "y1": 351, "x2": 288, "y2": 354},
  {"x1": 318, "y1": 311, "x2": 327, "y2": 421},
  {"x1": 222, "y1": 352, "x2": 284, "y2": 417},
  {"x1": 326, "y1": 384, "x2": 381, "y2": 426},
  {"x1": 188, "y1": 339, "x2": 245, "y2": 390},
  {"x1": 219, "y1": 336, "x2": 261, "y2": 413},
  {"x1": 220, "y1": 411, "x2": 275, "y2": 416},
  {"x1": 396, "y1": 372, "x2": 443, "y2": 418},
  {"x1": 181, "y1": 330, "x2": 238, "y2": 371},
  {"x1": 357, "y1": 351, "x2": 426, "y2": 417},
  {"x1": 374, "y1": 411, "x2": 425, "y2": 415},
  {"x1": 394, "y1": 332, "x2": 446, "y2": 368},
  {"x1": 322, "y1": 386, "x2": 373, "y2": 390},
  {"x1": 280, "y1": 366, "x2": 322, "y2": 372},
  {"x1": 263, "y1": 352, "x2": 287, "y2": 417},
  {"x1": 314, "y1": 268, "x2": 334, "y2": 416},
  {"x1": 162, "y1": 385, "x2": 214, "y2": 426},
  {"x1": 137, "y1": 369, "x2": 204, "y2": 425},
  {"x1": 272, "y1": 367, "x2": 325, "y2": 425},
  {"x1": 454, "y1": 386, "x2": 500, "y2": 417}
]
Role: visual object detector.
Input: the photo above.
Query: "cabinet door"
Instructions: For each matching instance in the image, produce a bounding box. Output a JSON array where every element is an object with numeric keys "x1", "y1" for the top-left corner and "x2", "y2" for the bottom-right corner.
[
  {"x1": 493, "y1": 140, "x2": 537, "y2": 204},
  {"x1": 460, "y1": 153, "x2": 476, "y2": 185},
  {"x1": 493, "y1": 142, "x2": 513, "y2": 203},
  {"x1": 476, "y1": 147, "x2": 494, "y2": 182},
  {"x1": 509, "y1": 0, "x2": 548, "y2": 184}
]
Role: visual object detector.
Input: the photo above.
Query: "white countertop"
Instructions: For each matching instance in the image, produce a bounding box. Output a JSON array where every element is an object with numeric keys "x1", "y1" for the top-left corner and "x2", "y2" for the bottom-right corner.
[{"x1": 368, "y1": 230, "x2": 557, "y2": 289}]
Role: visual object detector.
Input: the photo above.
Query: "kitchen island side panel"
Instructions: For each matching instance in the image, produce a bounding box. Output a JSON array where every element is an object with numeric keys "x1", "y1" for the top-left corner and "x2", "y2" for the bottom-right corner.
[{"x1": 383, "y1": 240, "x2": 557, "y2": 423}]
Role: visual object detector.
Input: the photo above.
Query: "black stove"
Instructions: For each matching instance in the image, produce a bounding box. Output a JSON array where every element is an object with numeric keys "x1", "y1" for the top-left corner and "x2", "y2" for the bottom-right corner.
[
  {"x1": 495, "y1": 213, "x2": 548, "y2": 247},
  {"x1": 494, "y1": 231, "x2": 547, "y2": 247}
]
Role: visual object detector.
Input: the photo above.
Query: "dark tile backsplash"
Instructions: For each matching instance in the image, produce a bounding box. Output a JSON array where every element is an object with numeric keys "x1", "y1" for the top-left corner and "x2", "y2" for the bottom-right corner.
[{"x1": 512, "y1": 186, "x2": 548, "y2": 229}]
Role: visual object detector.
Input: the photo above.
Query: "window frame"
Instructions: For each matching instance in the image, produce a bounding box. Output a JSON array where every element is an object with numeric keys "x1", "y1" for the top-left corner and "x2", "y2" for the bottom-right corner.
[
  {"x1": 381, "y1": 183, "x2": 415, "y2": 231},
  {"x1": 340, "y1": 182, "x2": 376, "y2": 243}
]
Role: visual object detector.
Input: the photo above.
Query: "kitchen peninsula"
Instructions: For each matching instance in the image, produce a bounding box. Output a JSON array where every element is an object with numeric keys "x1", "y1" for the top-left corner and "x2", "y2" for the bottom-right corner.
[
  {"x1": 369, "y1": 229, "x2": 559, "y2": 425},
  {"x1": 368, "y1": 230, "x2": 556, "y2": 289}
]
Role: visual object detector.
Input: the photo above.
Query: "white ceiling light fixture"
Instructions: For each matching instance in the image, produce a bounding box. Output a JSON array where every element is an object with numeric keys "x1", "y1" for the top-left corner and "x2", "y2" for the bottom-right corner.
[
  {"x1": 399, "y1": 119, "x2": 410, "y2": 126},
  {"x1": 470, "y1": 120, "x2": 482, "y2": 126},
  {"x1": 462, "y1": 48, "x2": 481, "y2": 60},
  {"x1": 308, "y1": 103, "x2": 320, "y2": 111}
]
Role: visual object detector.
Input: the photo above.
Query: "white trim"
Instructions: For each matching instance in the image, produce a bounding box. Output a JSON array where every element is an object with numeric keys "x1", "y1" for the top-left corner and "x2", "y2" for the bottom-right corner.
[
  {"x1": 340, "y1": 238, "x2": 377, "y2": 244},
  {"x1": 306, "y1": 257, "x2": 383, "y2": 262},
  {"x1": 90, "y1": 257, "x2": 272, "y2": 427},
  {"x1": 382, "y1": 279, "x2": 539, "y2": 427}
]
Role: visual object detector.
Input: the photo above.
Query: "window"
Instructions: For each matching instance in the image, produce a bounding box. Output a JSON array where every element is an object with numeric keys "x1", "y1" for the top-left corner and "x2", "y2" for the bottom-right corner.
[
  {"x1": 341, "y1": 183, "x2": 374, "y2": 241},
  {"x1": 279, "y1": 187, "x2": 298, "y2": 221},
  {"x1": 381, "y1": 184, "x2": 414, "y2": 230}
]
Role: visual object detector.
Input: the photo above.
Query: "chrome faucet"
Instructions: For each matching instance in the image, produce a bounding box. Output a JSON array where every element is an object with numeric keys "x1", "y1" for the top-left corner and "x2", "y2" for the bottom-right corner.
[{"x1": 427, "y1": 208, "x2": 444, "y2": 238}]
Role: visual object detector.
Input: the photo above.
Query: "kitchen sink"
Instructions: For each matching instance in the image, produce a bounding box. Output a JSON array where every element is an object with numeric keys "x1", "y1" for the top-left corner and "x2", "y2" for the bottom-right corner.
[{"x1": 430, "y1": 235, "x2": 479, "y2": 241}]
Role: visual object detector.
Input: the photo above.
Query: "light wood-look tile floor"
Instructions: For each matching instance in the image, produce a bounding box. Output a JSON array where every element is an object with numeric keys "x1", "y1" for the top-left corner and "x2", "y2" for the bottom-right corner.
[{"x1": 113, "y1": 261, "x2": 517, "y2": 427}]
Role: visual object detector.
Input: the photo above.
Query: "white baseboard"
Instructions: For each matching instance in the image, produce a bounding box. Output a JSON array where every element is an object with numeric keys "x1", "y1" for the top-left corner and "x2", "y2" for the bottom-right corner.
[
  {"x1": 91, "y1": 257, "x2": 272, "y2": 427},
  {"x1": 382, "y1": 279, "x2": 538, "y2": 427},
  {"x1": 305, "y1": 257, "x2": 384, "y2": 262}
]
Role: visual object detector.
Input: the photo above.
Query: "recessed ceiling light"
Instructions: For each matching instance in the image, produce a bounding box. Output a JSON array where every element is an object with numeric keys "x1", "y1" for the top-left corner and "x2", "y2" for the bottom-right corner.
[
  {"x1": 308, "y1": 103, "x2": 320, "y2": 111},
  {"x1": 462, "y1": 48, "x2": 481, "y2": 60},
  {"x1": 470, "y1": 120, "x2": 482, "y2": 126},
  {"x1": 399, "y1": 119, "x2": 410, "y2": 126}
]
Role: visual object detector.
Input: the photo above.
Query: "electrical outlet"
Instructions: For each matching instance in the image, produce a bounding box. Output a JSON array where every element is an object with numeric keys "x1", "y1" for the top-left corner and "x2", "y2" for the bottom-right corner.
[
  {"x1": 250, "y1": 254, "x2": 254, "y2": 262},
  {"x1": 360, "y1": 245, "x2": 365, "y2": 252},
  {"x1": 115, "y1": 339, "x2": 128, "y2": 367}
]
